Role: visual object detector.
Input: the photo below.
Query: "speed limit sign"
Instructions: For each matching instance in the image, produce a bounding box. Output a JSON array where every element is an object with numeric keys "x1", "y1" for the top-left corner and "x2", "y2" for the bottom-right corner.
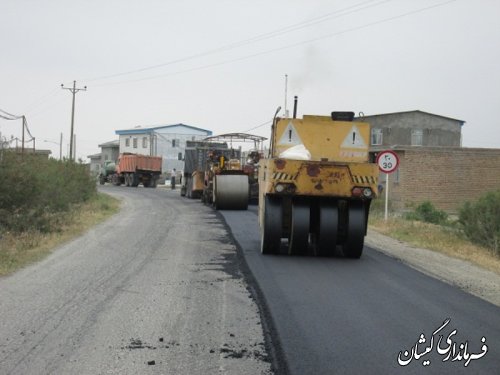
[{"x1": 376, "y1": 150, "x2": 399, "y2": 173}]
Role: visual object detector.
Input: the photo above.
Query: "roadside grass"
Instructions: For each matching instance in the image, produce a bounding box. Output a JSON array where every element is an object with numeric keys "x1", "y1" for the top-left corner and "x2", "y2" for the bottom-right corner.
[
  {"x1": 368, "y1": 208, "x2": 500, "y2": 275},
  {"x1": 0, "y1": 193, "x2": 120, "y2": 277}
]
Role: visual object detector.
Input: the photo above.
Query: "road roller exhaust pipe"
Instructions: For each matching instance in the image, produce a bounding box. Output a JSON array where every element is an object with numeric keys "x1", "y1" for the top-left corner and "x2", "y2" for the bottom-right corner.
[{"x1": 293, "y1": 96, "x2": 298, "y2": 119}]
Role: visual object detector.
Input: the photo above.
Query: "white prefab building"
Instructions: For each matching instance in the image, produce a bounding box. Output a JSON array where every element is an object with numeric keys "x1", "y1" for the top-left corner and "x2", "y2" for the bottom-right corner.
[{"x1": 115, "y1": 123, "x2": 212, "y2": 172}]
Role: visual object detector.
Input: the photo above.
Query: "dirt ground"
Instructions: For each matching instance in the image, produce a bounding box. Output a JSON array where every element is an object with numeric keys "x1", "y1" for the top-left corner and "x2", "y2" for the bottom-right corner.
[{"x1": 365, "y1": 229, "x2": 500, "y2": 307}]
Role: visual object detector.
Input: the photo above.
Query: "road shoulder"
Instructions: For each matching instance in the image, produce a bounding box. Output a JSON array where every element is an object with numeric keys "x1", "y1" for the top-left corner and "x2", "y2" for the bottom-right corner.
[{"x1": 366, "y1": 228, "x2": 500, "y2": 307}]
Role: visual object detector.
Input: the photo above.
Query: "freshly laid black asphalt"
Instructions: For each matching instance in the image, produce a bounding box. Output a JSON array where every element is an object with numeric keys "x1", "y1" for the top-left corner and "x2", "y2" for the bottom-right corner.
[{"x1": 220, "y1": 206, "x2": 500, "y2": 375}]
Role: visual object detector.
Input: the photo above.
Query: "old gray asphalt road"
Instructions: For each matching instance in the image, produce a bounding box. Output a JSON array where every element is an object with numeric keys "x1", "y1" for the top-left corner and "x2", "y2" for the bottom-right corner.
[
  {"x1": 0, "y1": 186, "x2": 271, "y2": 375},
  {"x1": 220, "y1": 207, "x2": 500, "y2": 375}
]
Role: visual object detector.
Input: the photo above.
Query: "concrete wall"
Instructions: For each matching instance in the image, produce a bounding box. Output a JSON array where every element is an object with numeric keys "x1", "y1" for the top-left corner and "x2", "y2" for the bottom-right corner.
[
  {"x1": 154, "y1": 126, "x2": 210, "y2": 172},
  {"x1": 101, "y1": 145, "x2": 119, "y2": 163},
  {"x1": 119, "y1": 132, "x2": 153, "y2": 156},
  {"x1": 361, "y1": 111, "x2": 463, "y2": 149},
  {"x1": 384, "y1": 148, "x2": 500, "y2": 212},
  {"x1": 88, "y1": 156, "x2": 101, "y2": 175}
]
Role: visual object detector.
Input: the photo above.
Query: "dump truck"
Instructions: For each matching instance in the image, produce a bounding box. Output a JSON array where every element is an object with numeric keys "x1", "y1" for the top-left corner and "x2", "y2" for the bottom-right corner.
[
  {"x1": 109, "y1": 153, "x2": 162, "y2": 187},
  {"x1": 259, "y1": 104, "x2": 379, "y2": 258}
]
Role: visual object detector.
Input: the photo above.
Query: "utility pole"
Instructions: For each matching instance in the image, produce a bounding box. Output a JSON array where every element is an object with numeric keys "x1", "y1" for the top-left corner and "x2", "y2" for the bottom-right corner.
[
  {"x1": 284, "y1": 74, "x2": 288, "y2": 118},
  {"x1": 61, "y1": 81, "x2": 86, "y2": 161},
  {"x1": 59, "y1": 132, "x2": 63, "y2": 160},
  {"x1": 21, "y1": 116, "x2": 26, "y2": 155}
]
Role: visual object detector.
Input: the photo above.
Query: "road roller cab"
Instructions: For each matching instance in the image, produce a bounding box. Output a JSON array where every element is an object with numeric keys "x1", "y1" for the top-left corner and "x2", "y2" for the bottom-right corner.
[{"x1": 259, "y1": 110, "x2": 379, "y2": 258}]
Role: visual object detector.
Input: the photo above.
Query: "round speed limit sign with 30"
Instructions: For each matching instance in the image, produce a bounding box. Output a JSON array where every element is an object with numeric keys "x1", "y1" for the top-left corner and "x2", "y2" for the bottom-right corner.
[{"x1": 376, "y1": 150, "x2": 399, "y2": 173}]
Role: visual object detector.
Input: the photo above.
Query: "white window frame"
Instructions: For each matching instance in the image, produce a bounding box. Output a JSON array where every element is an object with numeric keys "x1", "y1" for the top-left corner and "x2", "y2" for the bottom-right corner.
[
  {"x1": 411, "y1": 129, "x2": 423, "y2": 146},
  {"x1": 133, "y1": 138, "x2": 138, "y2": 148},
  {"x1": 371, "y1": 128, "x2": 383, "y2": 146},
  {"x1": 125, "y1": 138, "x2": 130, "y2": 147},
  {"x1": 142, "y1": 137, "x2": 148, "y2": 148}
]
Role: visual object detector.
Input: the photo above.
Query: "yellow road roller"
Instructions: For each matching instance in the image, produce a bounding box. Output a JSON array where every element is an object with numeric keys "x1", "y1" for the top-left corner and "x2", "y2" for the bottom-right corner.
[
  {"x1": 259, "y1": 108, "x2": 379, "y2": 258},
  {"x1": 201, "y1": 133, "x2": 266, "y2": 210}
]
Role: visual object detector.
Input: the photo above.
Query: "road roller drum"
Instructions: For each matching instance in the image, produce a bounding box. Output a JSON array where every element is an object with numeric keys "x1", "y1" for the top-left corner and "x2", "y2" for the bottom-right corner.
[{"x1": 213, "y1": 174, "x2": 249, "y2": 210}]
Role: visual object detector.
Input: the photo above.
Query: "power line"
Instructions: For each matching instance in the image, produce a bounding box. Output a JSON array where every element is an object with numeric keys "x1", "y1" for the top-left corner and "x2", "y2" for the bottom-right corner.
[
  {"x1": 0, "y1": 108, "x2": 23, "y2": 120},
  {"x1": 23, "y1": 117, "x2": 34, "y2": 139},
  {"x1": 84, "y1": 0, "x2": 391, "y2": 83},
  {"x1": 23, "y1": 87, "x2": 61, "y2": 113},
  {"x1": 0, "y1": 114, "x2": 17, "y2": 120},
  {"x1": 27, "y1": 93, "x2": 67, "y2": 121},
  {"x1": 0, "y1": 110, "x2": 36, "y2": 154},
  {"x1": 243, "y1": 120, "x2": 272, "y2": 133},
  {"x1": 213, "y1": 0, "x2": 392, "y2": 52},
  {"x1": 91, "y1": 0, "x2": 457, "y2": 88}
]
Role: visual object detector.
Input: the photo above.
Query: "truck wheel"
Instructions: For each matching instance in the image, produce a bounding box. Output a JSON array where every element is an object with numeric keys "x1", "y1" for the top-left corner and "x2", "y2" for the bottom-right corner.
[
  {"x1": 112, "y1": 174, "x2": 121, "y2": 186},
  {"x1": 261, "y1": 195, "x2": 282, "y2": 254},
  {"x1": 186, "y1": 177, "x2": 193, "y2": 199},
  {"x1": 313, "y1": 202, "x2": 338, "y2": 257},
  {"x1": 99, "y1": 175, "x2": 105, "y2": 185},
  {"x1": 342, "y1": 200, "x2": 366, "y2": 258},
  {"x1": 131, "y1": 173, "x2": 139, "y2": 187},
  {"x1": 288, "y1": 200, "x2": 310, "y2": 255}
]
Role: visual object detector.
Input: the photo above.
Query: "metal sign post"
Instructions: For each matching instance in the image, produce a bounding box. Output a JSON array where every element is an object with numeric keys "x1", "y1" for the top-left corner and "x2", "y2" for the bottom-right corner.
[
  {"x1": 376, "y1": 150, "x2": 400, "y2": 221},
  {"x1": 384, "y1": 172, "x2": 389, "y2": 221}
]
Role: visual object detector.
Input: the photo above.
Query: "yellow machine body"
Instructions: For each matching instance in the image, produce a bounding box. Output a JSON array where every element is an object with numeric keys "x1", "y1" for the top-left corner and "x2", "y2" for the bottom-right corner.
[
  {"x1": 191, "y1": 171, "x2": 205, "y2": 194},
  {"x1": 274, "y1": 115, "x2": 372, "y2": 162},
  {"x1": 260, "y1": 114, "x2": 378, "y2": 199}
]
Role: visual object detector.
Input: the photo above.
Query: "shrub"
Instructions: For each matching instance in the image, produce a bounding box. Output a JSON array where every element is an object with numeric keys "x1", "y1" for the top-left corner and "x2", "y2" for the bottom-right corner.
[
  {"x1": 404, "y1": 201, "x2": 448, "y2": 225},
  {"x1": 459, "y1": 190, "x2": 500, "y2": 255},
  {"x1": 0, "y1": 152, "x2": 96, "y2": 233}
]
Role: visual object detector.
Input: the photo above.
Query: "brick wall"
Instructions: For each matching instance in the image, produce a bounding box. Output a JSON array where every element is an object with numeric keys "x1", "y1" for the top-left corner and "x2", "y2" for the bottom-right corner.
[{"x1": 387, "y1": 147, "x2": 500, "y2": 212}]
